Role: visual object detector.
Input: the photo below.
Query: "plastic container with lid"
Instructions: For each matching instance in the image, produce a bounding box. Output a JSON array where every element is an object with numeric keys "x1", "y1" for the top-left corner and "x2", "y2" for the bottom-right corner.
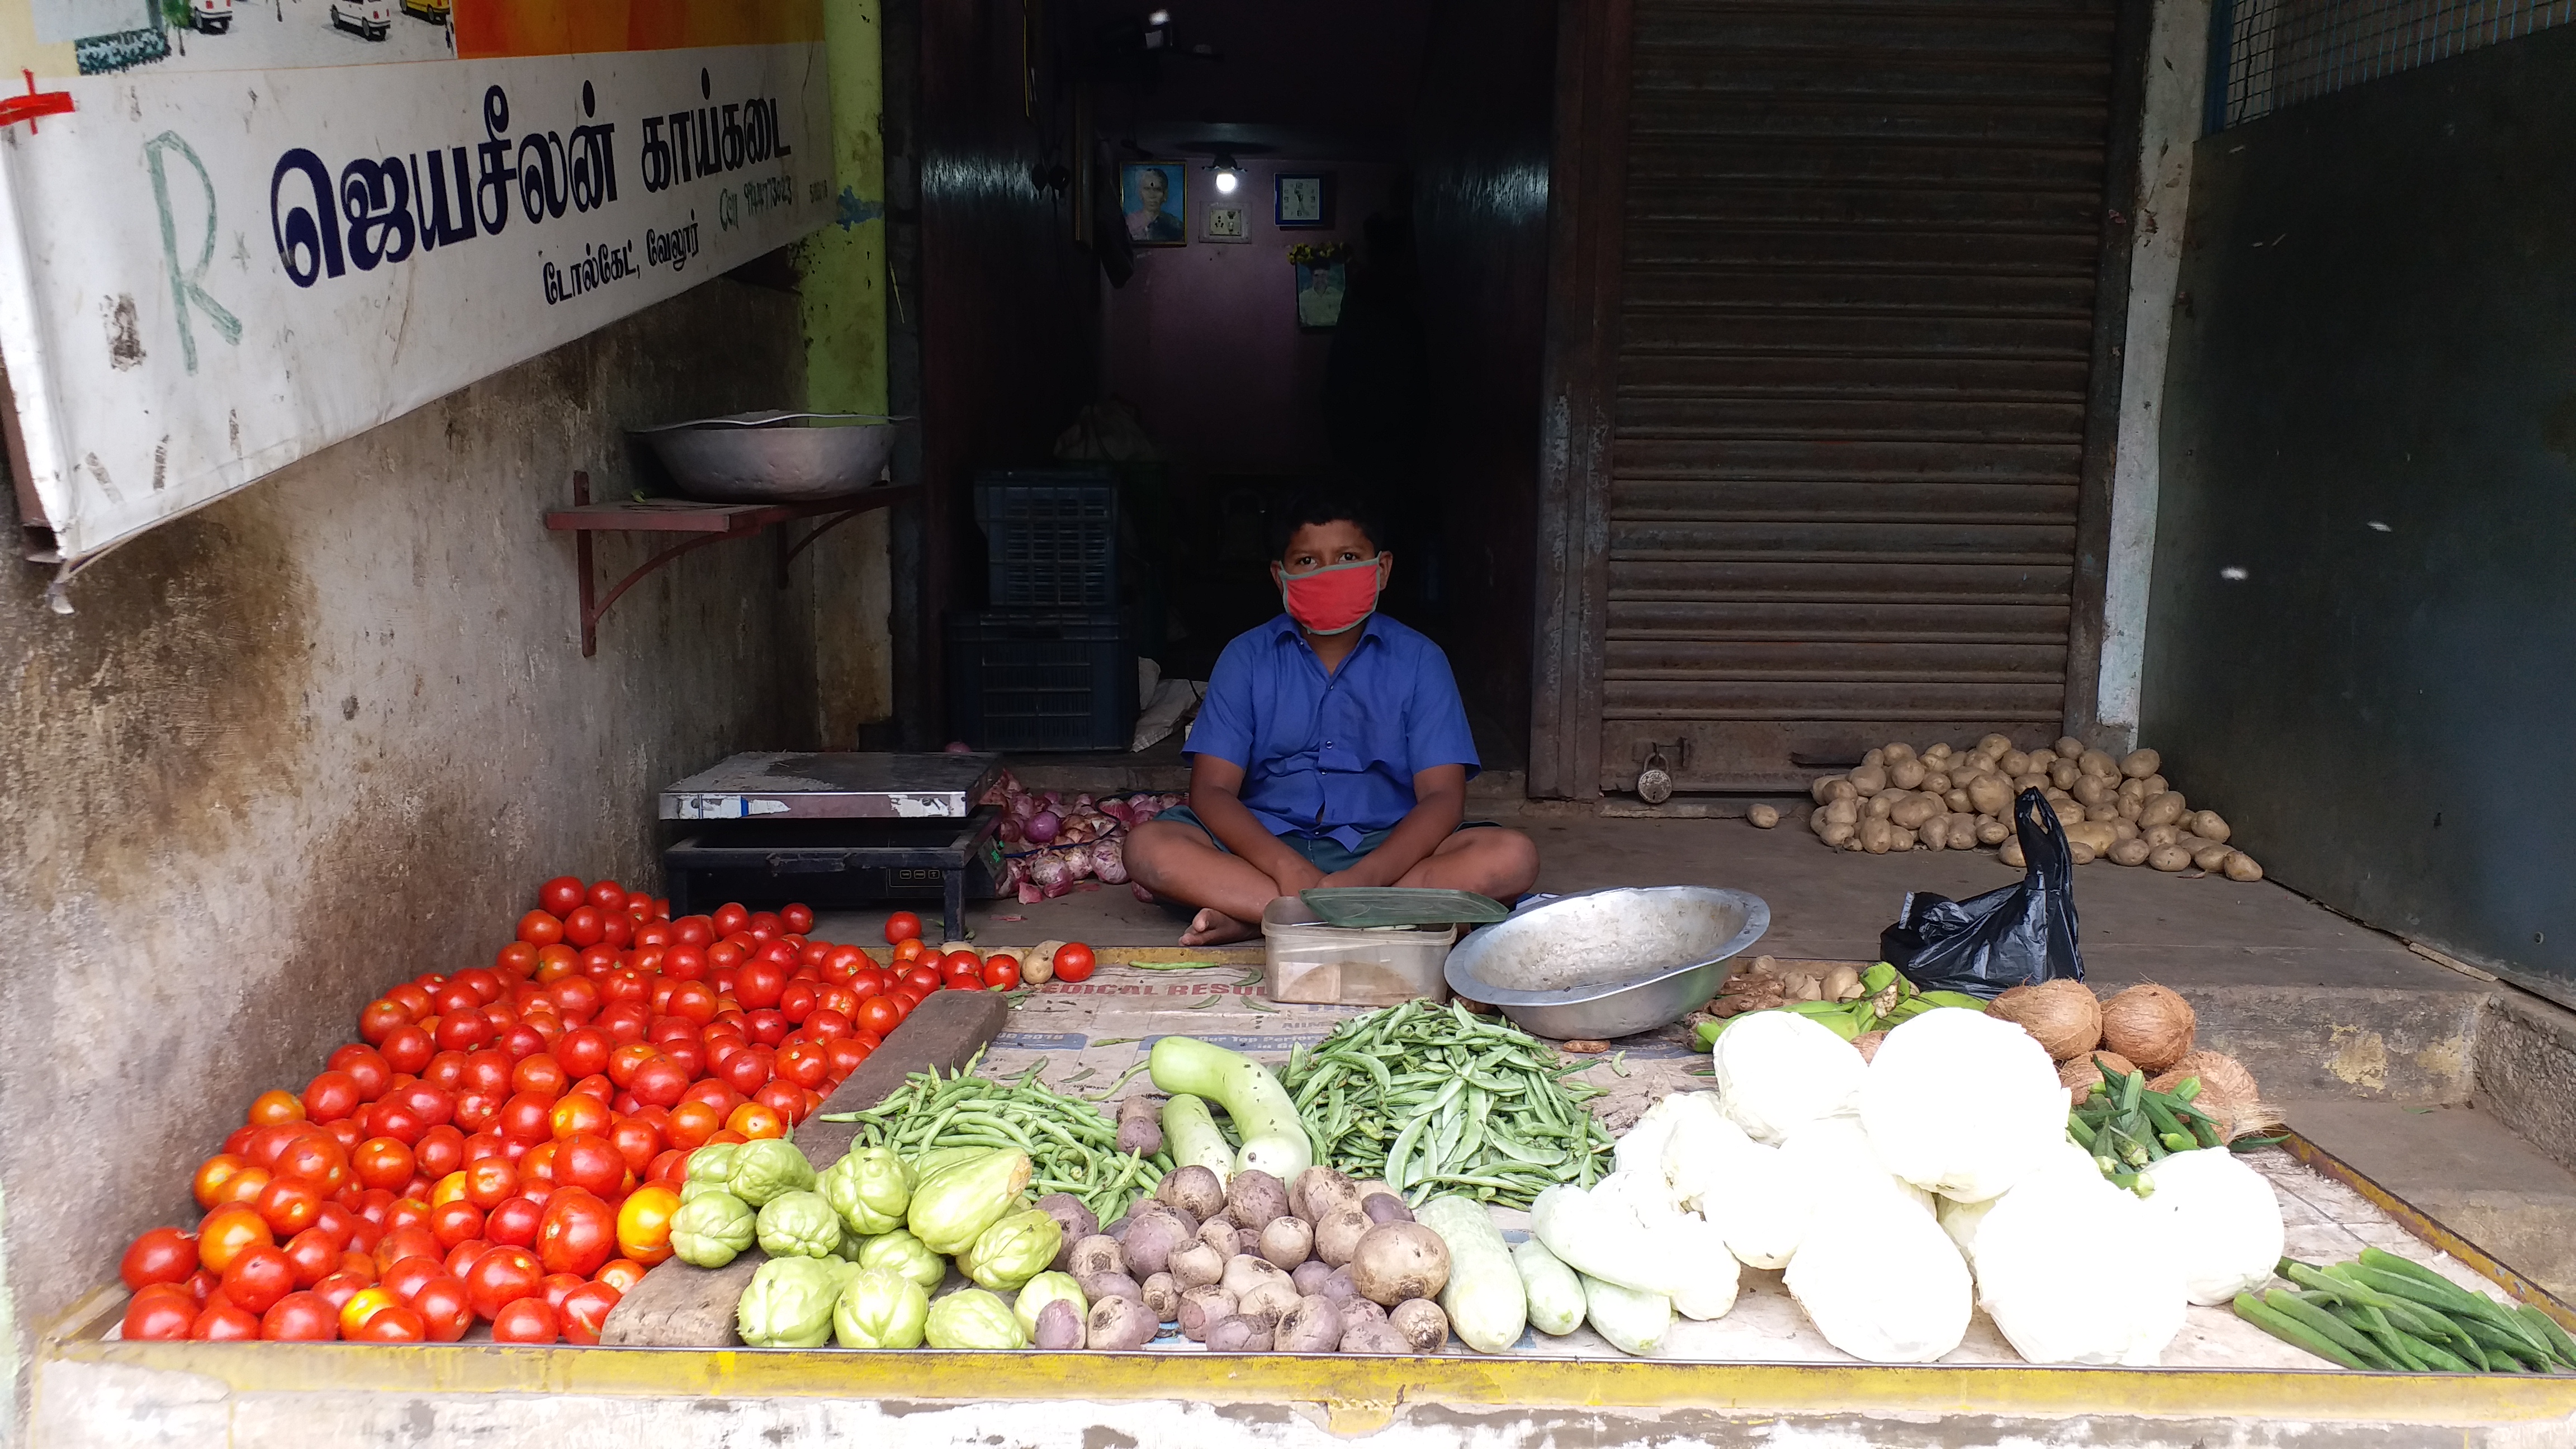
[{"x1": 1261, "y1": 897, "x2": 1459, "y2": 1006}]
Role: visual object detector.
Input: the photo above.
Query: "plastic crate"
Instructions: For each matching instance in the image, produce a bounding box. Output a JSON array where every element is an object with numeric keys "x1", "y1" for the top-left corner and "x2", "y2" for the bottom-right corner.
[
  {"x1": 945, "y1": 610, "x2": 1136, "y2": 751},
  {"x1": 976, "y1": 469, "x2": 1118, "y2": 608}
]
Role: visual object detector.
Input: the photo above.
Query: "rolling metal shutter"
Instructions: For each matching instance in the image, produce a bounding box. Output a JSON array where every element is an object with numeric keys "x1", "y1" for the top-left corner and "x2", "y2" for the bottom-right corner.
[{"x1": 1601, "y1": 0, "x2": 2117, "y2": 792}]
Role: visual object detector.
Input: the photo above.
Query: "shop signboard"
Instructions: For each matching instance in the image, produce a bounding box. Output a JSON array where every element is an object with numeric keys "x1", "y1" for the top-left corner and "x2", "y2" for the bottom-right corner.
[{"x1": 0, "y1": 0, "x2": 830, "y2": 563}]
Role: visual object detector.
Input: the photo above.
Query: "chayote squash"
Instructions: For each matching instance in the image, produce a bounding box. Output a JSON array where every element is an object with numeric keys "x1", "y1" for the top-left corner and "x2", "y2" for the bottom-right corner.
[
  {"x1": 821, "y1": 1145, "x2": 912, "y2": 1237},
  {"x1": 756, "y1": 1190, "x2": 845, "y2": 1261},
  {"x1": 907, "y1": 1149, "x2": 1033, "y2": 1256},
  {"x1": 670, "y1": 1190, "x2": 758, "y2": 1269}
]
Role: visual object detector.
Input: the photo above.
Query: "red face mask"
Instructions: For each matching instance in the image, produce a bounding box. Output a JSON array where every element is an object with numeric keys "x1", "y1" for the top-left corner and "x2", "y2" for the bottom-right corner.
[{"x1": 1278, "y1": 557, "x2": 1381, "y2": 636}]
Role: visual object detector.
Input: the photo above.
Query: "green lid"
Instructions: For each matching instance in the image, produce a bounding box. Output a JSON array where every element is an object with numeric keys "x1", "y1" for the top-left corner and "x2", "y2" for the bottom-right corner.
[{"x1": 1299, "y1": 887, "x2": 1511, "y2": 929}]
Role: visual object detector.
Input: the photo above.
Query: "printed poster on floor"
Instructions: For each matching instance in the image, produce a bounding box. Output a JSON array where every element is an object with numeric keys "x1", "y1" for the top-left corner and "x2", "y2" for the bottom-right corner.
[{"x1": 0, "y1": 0, "x2": 833, "y2": 562}]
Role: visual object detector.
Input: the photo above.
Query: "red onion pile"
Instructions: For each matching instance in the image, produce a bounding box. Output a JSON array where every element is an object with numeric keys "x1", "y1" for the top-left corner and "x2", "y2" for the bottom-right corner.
[{"x1": 979, "y1": 769, "x2": 1183, "y2": 905}]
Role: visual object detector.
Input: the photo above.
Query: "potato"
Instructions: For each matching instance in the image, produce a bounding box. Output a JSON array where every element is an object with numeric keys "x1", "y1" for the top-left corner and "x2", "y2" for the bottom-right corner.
[
  {"x1": 1999, "y1": 750, "x2": 2032, "y2": 776},
  {"x1": 1159, "y1": 1164, "x2": 1227, "y2": 1221},
  {"x1": 1259, "y1": 1216, "x2": 1315, "y2": 1270},
  {"x1": 1204, "y1": 1315, "x2": 1272, "y2": 1353},
  {"x1": 1121, "y1": 1211, "x2": 1194, "y2": 1277},
  {"x1": 1276, "y1": 1294, "x2": 1344, "y2": 1354},
  {"x1": 2067, "y1": 840, "x2": 2097, "y2": 865},
  {"x1": 2143, "y1": 773, "x2": 2170, "y2": 796},
  {"x1": 2222, "y1": 851, "x2": 2264, "y2": 882},
  {"x1": 2062, "y1": 820, "x2": 2116, "y2": 855},
  {"x1": 1034, "y1": 1298, "x2": 1086, "y2": 1350},
  {"x1": 1819, "y1": 821, "x2": 1856, "y2": 849},
  {"x1": 1227, "y1": 1169, "x2": 1292, "y2": 1230},
  {"x1": 1037, "y1": 1196, "x2": 1100, "y2": 1271},
  {"x1": 2052, "y1": 735, "x2": 2082, "y2": 759},
  {"x1": 2120, "y1": 748, "x2": 2161, "y2": 779},
  {"x1": 2117, "y1": 794, "x2": 2144, "y2": 821},
  {"x1": 1889, "y1": 825, "x2": 1917, "y2": 852},
  {"x1": 1864, "y1": 792, "x2": 1896, "y2": 820},
  {"x1": 2143, "y1": 822, "x2": 2181, "y2": 849},
  {"x1": 1339, "y1": 1319, "x2": 1408, "y2": 1355},
  {"x1": 1810, "y1": 774, "x2": 1845, "y2": 805},
  {"x1": 2148, "y1": 844, "x2": 2191, "y2": 872},
  {"x1": 2033, "y1": 749, "x2": 2064, "y2": 774},
  {"x1": 1889, "y1": 759, "x2": 1928, "y2": 790},
  {"x1": 2081, "y1": 802, "x2": 2116, "y2": 823},
  {"x1": 1921, "y1": 771, "x2": 1951, "y2": 794},
  {"x1": 1824, "y1": 796, "x2": 1859, "y2": 826},
  {"x1": 2117, "y1": 775, "x2": 2149, "y2": 801},
  {"x1": 1820, "y1": 776, "x2": 1858, "y2": 803},
  {"x1": 1068, "y1": 1235, "x2": 1126, "y2": 1281},
  {"x1": 1943, "y1": 788, "x2": 1972, "y2": 813},
  {"x1": 1999, "y1": 836, "x2": 2027, "y2": 868},
  {"x1": 1821, "y1": 964, "x2": 1864, "y2": 1002},
  {"x1": 1348, "y1": 1223, "x2": 1451, "y2": 1306},
  {"x1": 1887, "y1": 793, "x2": 1939, "y2": 830},
  {"x1": 2071, "y1": 774, "x2": 2112, "y2": 808},
  {"x1": 1862, "y1": 747, "x2": 1885, "y2": 767},
  {"x1": 2111, "y1": 817, "x2": 2139, "y2": 842},
  {"x1": 2049, "y1": 760, "x2": 2081, "y2": 790},
  {"x1": 1087, "y1": 1295, "x2": 1161, "y2": 1350},
  {"x1": 1859, "y1": 818, "x2": 1893, "y2": 855},
  {"x1": 2078, "y1": 748, "x2": 2119, "y2": 779},
  {"x1": 1914, "y1": 815, "x2": 1948, "y2": 851},
  {"x1": 1081, "y1": 1270, "x2": 1145, "y2": 1305},
  {"x1": 1238, "y1": 1277, "x2": 1302, "y2": 1328},
  {"x1": 1291, "y1": 1259, "x2": 1336, "y2": 1296},
  {"x1": 1966, "y1": 773, "x2": 2011, "y2": 816},
  {"x1": 1849, "y1": 763, "x2": 1890, "y2": 796},
  {"x1": 1978, "y1": 732, "x2": 2012, "y2": 755},
  {"x1": 1977, "y1": 816, "x2": 2011, "y2": 846},
  {"x1": 2139, "y1": 793, "x2": 2187, "y2": 828},
  {"x1": 1143, "y1": 1272, "x2": 1182, "y2": 1320},
  {"x1": 2191, "y1": 842, "x2": 2234, "y2": 871},
  {"x1": 1924, "y1": 741, "x2": 1955, "y2": 761},
  {"x1": 1948, "y1": 813, "x2": 1982, "y2": 850},
  {"x1": 1882, "y1": 742, "x2": 1917, "y2": 765},
  {"x1": 1178, "y1": 1285, "x2": 1236, "y2": 1341},
  {"x1": 1169, "y1": 1240, "x2": 1227, "y2": 1290},
  {"x1": 2191, "y1": 810, "x2": 2232, "y2": 844},
  {"x1": 2109, "y1": 837, "x2": 2151, "y2": 866},
  {"x1": 1360, "y1": 1194, "x2": 1413, "y2": 1226},
  {"x1": 1748, "y1": 804, "x2": 1781, "y2": 828},
  {"x1": 1390, "y1": 1298, "x2": 1450, "y2": 1353},
  {"x1": 2014, "y1": 773, "x2": 2051, "y2": 794}
]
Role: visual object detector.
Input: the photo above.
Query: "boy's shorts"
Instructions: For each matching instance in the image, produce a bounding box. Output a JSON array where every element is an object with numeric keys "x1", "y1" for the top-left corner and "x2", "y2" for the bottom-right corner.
[{"x1": 1152, "y1": 804, "x2": 1500, "y2": 875}]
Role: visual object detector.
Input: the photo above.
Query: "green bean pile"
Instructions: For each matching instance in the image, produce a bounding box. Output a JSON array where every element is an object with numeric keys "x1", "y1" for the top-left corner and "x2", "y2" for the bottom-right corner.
[
  {"x1": 1277, "y1": 1000, "x2": 1613, "y2": 1208},
  {"x1": 822, "y1": 1053, "x2": 1173, "y2": 1222}
]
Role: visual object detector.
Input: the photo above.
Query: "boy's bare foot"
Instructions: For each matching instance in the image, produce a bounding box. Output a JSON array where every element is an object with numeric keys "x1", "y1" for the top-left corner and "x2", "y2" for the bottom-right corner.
[{"x1": 1180, "y1": 908, "x2": 1259, "y2": 946}]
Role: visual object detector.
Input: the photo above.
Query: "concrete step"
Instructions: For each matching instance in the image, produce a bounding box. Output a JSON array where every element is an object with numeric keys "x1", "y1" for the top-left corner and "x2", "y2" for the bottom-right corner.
[{"x1": 2278, "y1": 1096, "x2": 2576, "y2": 1301}]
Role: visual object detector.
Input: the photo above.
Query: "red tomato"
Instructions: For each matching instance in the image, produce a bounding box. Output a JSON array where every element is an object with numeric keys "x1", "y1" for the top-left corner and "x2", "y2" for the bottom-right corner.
[
  {"x1": 538, "y1": 1271, "x2": 588, "y2": 1311},
  {"x1": 533, "y1": 944, "x2": 581, "y2": 984},
  {"x1": 381, "y1": 1255, "x2": 444, "y2": 1303},
  {"x1": 804, "y1": 1008, "x2": 854, "y2": 1044},
  {"x1": 350, "y1": 1303, "x2": 426, "y2": 1341},
  {"x1": 496, "y1": 1093, "x2": 554, "y2": 1145},
  {"x1": 981, "y1": 956, "x2": 1022, "y2": 991},
  {"x1": 518, "y1": 910, "x2": 567, "y2": 948},
  {"x1": 628, "y1": 1058, "x2": 689, "y2": 1110},
  {"x1": 510, "y1": 1053, "x2": 568, "y2": 1100},
  {"x1": 220, "y1": 1245, "x2": 295, "y2": 1315},
  {"x1": 711, "y1": 902, "x2": 751, "y2": 937},
  {"x1": 311, "y1": 1269, "x2": 369, "y2": 1313},
  {"x1": 353, "y1": 1138, "x2": 415, "y2": 1192},
  {"x1": 539, "y1": 875, "x2": 586, "y2": 916},
  {"x1": 120, "y1": 1228, "x2": 200, "y2": 1291},
  {"x1": 255, "y1": 1177, "x2": 326, "y2": 1238},
  {"x1": 855, "y1": 996, "x2": 903, "y2": 1038},
  {"x1": 580, "y1": 879, "x2": 624, "y2": 914},
  {"x1": 1052, "y1": 943, "x2": 1097, "y2": 983},
  {"x1": 561, "y1": 905, "x2": 606, "y2": 949},
  {"x1": 496, "y1": 940, "x2": 539, "y2": 977},
  {"x1": 490, "y1": 1296, "x2": 560, "y2": 1344},
  {"x1": 726, "y1": 1102, "x2": 786, "y2": 1140},
  {"x1": 519, "y1": 1142, "x2": 561, "y2": 1186},
  {"x1": 122, "y1": 1285, "x2": 198, "y2": 1341},
  {"x1": 753, "y1": 1079, "x2": 807, "y2": 1126},
  {"x1": 434, "y1": 1012, "x2": 495, "y2": 1053},
  {"x1": 825, "y1": 1038, "x2": 873, "y2": 1079},
  {"x1": 554, "y1": 1135, "x2": 626, "y2": 1198},
  {"x1": 428, "y1": 1200, "x2": 485, "y2": 1252},
  {"x1": 261, "y1": 1291, "x2": 339, "y2": 1341},
  {"x1": 595, "y1": 1258, "x2": 648, "y2": 1295},
  {"x1": 778, "y1": 981, "x2": 818, "y2": 1025},
  {"x1": 415, "y1": 1125, "x2": 467, "y2": 1180},
  {"x1": 385, "y1": 1197, "x2": 432, "y2": 1233},
  {"x1": 186, "y1": 1300, "x2": 261, "y2": 1340},
  {"x1": 465, "y1": 1246, "x2": 543, "y2": 1320},
  {"x1": 357, "y1": 999, "x2": 412, "y2": 1046},
  {"x1": 412, "y1": 1276, "x2": 473, "y2": 1341},
  {"x1": 846, "y1": 967, "x2": 888, "y2": 1002},
  {"x1": 599, "y1": 912, "x2": 633, "y2": 950},
  {"x1": 664, "y1": 1101, "x2": 723, "y2": 1150},
  {"x1": 776, "y1": 1040, "x2": 831, "y2": 1090},
  {"x1": 899, "y1": 965, "x2": 941, "y2": 995},
  {"x1": 746, "y1": 911, "x2": 782, "y2": 940},
  {"x1": 452, "y1": 1091, "x2": 503, "y2": 1135},
  {"x1": 557, "y1": 1281, "x2": 619, "y2": 1345},
  {"x1": 309, "y1": 1204, "x2": 360, "y2": 1251},
  {"x1": 556, "y1": 1026, "x2": 612, "y2": 1079},
  {"x1": 281, "y1": 1228, "x2": 340, "y2": 1287},
  {"x1": 375, "y1": 1224, "x2": 442, "y2": 1272},
  {"x1": 486, "y1": 1196, "x2": 543, "y2": 1249},
  {"x1": 734, "y1": 960, "x2": 788, "y2": 1011},
  {"x1": 380, "y1": 1026, "x2": 435, "y2": 1075},
  {"x1": 606, "y1": 1118, "x2": 662, "y2": 1176}
]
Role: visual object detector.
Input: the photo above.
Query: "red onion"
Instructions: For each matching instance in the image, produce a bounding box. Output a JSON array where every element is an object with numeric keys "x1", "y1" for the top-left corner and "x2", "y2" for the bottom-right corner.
[
  {"x1": 945, "y1": 740, "x2": 975, "y2": 753},
  {"x1": 1029, "y1": 851, "x2": 1071, "y2": 894},
  {"x1": 1058, "y1": 844, "x2": 1094, "y2": 880},
  {"x1": 1025, "y1": 810, "x2": 1061, "y2": 845},
  {"x1": 1131, "y1": 883, "x2": 1156, "y2": 903},
  {"x1": 1092, "y1": 839, "x2": 1129, "y2": 884},
  {"x1": 1019, "y1": 881, "x2": 1045, "y2": 905},
  {"x1": 998, "y1": 817, "x2": 1026, "y2": 845}
]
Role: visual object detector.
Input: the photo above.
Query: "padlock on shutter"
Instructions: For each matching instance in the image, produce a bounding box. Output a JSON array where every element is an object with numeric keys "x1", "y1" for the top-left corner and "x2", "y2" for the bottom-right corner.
[{"x1": 1636, "y1": 747, "x2": 1674, "y2": 806}]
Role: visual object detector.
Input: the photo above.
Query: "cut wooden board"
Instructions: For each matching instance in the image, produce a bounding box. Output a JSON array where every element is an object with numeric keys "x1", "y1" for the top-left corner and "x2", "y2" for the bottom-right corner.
[{"x1": 597, "y1": 988, "x2": 1010, "y2": 1347}]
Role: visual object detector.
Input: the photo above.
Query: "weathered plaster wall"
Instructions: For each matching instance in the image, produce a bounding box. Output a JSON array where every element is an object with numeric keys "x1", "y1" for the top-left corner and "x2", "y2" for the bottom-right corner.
[{"x1": 0, "y1": 277, "x2": 804, "y2": 1434}]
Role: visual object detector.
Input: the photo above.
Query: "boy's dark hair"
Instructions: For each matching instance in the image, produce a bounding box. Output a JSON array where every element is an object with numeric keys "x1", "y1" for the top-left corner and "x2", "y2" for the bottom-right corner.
[{"x1": 1268, "y1": 491, "x2": 1386, "y2": 561}]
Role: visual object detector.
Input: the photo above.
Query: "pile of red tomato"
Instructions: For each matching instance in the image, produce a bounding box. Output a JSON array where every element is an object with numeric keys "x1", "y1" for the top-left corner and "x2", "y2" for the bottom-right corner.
[{"x1": 114, "y1": 880, "x2": 1092, "y2": 1347}]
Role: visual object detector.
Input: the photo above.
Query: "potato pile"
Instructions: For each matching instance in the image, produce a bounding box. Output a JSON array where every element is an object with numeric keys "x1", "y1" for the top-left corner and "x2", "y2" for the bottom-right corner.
[
  {"x1": 1797, "y1": 733, "x2": 2264, "y2": 882},
  {"x1": 1067, "y1": 1162, "x2": 1453, "y2": 1354},
  {"x1": 1987, "y1": 980, "x2": 2274, "y2": 1140}
]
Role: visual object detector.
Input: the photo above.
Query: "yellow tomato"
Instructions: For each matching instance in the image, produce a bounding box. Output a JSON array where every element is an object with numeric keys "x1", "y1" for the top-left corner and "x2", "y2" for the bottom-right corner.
[{"x1": 615, "y1": 1184, "x2": 682, "y2": 1266}]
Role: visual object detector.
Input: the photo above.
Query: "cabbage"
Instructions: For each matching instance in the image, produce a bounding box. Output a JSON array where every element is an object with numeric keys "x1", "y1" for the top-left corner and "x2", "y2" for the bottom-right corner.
[
  {"x1": 1530, "y1": 1169, "x2": 1737, "y2": 1305},
  {"x1": 924, "y1": 1287, "x2": 1028, "y2": 1349},
  {"x1": 907, "y1": 1149, "x2": 1033, "y2": 1255},
  {"x1": 960, "y1": 1209, "x2": 1060, "y2": 1292},
  {"x1": 726, "y1": 1138, "x2": 818, "y2": 1208},
  {"x1": 1859, "y1": 1008, "x2": 2068, "y2": 1204},
  {"x1": 1013, "y1": 1272, "x2": 1088, "y2": 1339},
  {"x1": 1782, "y1": 1188, "x2": 1973, "y2": 1363},
  {"x1": 821, "y1": 1146, "x2": 912, "y2": 1237},
  {"x1": 737, "y1": 1256, "x2": 853, "y2": 1348},
  {"x1": 1973, "y1": 1166, "x2": 2187, "y2": 1365},
  {"x1": 858, "y1": 1228, "x2": 946, "y2": 1290},
  {"x1": 757, "y1": 1190, "x2": 846, "y2": 1260},
  {"x1": 833, "y1": 1266, "x2": 931, "y2": 1349},
  {"x1": 2138, "y1": 1146, "x2": 2284, "y2": 1305},
  {"x1": 669, "y1": 1191, "x2": 757, "y2": 1268},
  {"x1": 1712, "y1": 1011, "x2": 1865, "y2": 1145},
  {"x1": 1663, "y1": 1101, "x2": 1802, "y2": 1270}
]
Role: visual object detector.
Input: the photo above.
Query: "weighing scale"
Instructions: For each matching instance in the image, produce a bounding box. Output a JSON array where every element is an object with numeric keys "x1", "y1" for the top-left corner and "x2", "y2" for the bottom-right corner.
[{"x1": 659, "y1": 752, "x2": 1006, "y2": 940}]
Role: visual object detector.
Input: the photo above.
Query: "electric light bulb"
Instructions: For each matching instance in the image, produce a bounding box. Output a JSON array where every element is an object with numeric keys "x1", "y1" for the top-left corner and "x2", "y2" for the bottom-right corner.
[{"x1": 1215, "y1": 171, "x2": 1238, "y2": 195}]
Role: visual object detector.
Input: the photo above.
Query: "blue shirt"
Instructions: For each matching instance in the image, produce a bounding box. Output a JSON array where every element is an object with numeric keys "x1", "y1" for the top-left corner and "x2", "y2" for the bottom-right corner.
[{"x1": 1186, "y1": 613, "x2": 1480, "y2": 850}]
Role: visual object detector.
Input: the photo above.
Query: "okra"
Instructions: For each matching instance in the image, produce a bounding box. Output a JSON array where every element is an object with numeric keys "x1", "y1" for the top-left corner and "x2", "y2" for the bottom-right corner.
[
  {"x1": 2264, "y1": 1290, "x2": 2399, "y2": 1370},
  {"x1": 2237, "y1": 1293, "x2": 2371, "y2": 1370}
]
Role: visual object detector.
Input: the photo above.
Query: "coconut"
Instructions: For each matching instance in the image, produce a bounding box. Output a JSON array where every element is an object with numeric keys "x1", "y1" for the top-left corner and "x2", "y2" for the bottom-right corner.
[
  {"x1": 2057, "y1": 1050, "x2": 2138, "y2": 1106},
  {"x1": 2149, "y1": 1050, "x2": 2267, "y2": 1139},
  {"x1": 1987, "y1": 979, "x2": 2103, "y2": 1062},
  {"x1": 1852, "y1": 1030, "x2": 1888, "y2": 1064},
  {"x1": 2099, "y1": 984, "x2": 2195, "y2": 1072}
]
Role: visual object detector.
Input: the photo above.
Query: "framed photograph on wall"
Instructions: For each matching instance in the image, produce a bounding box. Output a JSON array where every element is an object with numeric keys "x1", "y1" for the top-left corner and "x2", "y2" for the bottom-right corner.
[
  {"x1": 1275, "y1": 172, "x2": 1336, "y2": 229},
  {"x1": 1120, "y1": 162, "x2": 1188, "y2": 247},
  {"x1": 1202, "y1": 202, "x2": 1251, "y2": 243},
  {"x1": 1293, "y1": 260, "x2": 1347, "y2": 331}
]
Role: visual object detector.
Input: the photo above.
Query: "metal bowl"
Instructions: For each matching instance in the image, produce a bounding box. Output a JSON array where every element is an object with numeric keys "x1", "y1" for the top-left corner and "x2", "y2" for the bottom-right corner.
[
  {"x1": 1443, "y1": 886, "x2": 1769, "y2": 1040},
  {"x1": 636, "y1": 411, "x2": 900, "y2": 503}
]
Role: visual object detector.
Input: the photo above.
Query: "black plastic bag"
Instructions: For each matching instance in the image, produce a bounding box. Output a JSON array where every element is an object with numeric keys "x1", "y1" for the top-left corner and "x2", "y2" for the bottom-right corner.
[{"x1": 1877, "y1": 789, "x2": 2083, "y2": 997}]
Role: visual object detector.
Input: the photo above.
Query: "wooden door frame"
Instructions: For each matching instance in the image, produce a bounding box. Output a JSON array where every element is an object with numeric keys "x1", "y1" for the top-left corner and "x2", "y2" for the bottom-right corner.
[{"x1": 1528, "y1": 0, "x2": 1635, "y2": 800}]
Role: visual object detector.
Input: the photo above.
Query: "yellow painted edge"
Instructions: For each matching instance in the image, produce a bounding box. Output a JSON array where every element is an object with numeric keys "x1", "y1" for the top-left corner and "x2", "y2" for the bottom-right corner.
[
  {"x1": 42, "y1": 1339, "x2": 2576, "y2": 1424},
  {"x1": 2279, "y1": 1129, "x2": 2576, "y2": 1329},
  {"x1": 1096, "y1": 946, "x2": 1265, "y2": 966}
]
